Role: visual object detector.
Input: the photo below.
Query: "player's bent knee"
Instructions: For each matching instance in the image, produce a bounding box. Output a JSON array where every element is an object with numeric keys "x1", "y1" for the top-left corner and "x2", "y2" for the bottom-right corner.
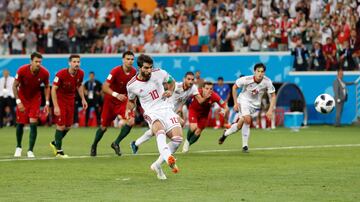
[{"x1": 155, "y1": 130, "x2": 166, "y2": 136}]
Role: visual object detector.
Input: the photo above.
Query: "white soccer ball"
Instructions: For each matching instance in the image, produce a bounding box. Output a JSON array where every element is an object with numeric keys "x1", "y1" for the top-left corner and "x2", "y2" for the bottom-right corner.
[{"x1": 314, "y1": 94, "x2": 335, "y2": 114}]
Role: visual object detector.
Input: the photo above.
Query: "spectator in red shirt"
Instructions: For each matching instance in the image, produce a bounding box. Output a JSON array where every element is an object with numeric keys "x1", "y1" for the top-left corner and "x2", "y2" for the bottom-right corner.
[{"x1": 323, "y1": 37, "x2": 338, "y2": 70}]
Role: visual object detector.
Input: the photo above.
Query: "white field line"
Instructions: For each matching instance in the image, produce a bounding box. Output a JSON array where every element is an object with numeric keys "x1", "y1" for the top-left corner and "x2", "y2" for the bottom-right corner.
[{"x1": 0, "y1": 144, "x2": 360, "y2": 162}]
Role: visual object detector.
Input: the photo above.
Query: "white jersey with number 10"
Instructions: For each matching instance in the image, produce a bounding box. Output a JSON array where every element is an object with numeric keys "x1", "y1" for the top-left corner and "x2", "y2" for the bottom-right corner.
[{"x1": 127, "y1": 68, "x2": 173, "y2": 113}]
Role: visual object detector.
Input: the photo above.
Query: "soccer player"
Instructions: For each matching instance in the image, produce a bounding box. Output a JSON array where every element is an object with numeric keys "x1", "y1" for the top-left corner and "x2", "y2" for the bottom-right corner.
[
  {"x1": 130, "y1": 71, "x2": 209, "y2": 154},
  {"x1": 126, "y1": 54, "x2": 182, "y2": 180},
  {"x1": 218, "y1": 63, "x2": 276, "y2": 152},
  {"x1": 50, "y1": 54, "x2": 88, "y2": 158},
  {"x1": 12, "y1": 52, "x2": 50, "y2": 158},
  {"x1": 182, "y1": 81, "x2": 227, "y2": 153},
  {"x1": 90, "y1": 51, "x2": 137, "y2": 156}
]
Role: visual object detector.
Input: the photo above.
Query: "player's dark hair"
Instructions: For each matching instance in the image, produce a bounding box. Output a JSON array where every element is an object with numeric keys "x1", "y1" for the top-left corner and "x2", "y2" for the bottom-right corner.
[
  {"x1": 89, "y1": 71, "x2": 95, "y2": 75},
  {"x1": 122, "y1": 51, "x2": 134, "y2": 58},
  {"x1": 69, "y1": 54, "x2": 80, "y2": 61},
  {"x1": 30, "y1": 52, "x2": 42, "y2": 60},
  {"x1": 253, "y1": 63, "x2": 266, "y2": 71},
  {"x1": 203, "y1": 81, "x2": 213, "y2": 86},
  {"x1": 184, "y1": 71, "x2": 194, "y2": 77},
  {"x1": 137, "y1": 54, "x2": 153, "y2": 68}
]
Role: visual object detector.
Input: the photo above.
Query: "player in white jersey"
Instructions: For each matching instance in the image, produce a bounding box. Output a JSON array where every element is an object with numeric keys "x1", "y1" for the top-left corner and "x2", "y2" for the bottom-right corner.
[
  {"x1": 130, "y1": 71, "x2": 208, "y2": 154},
  {"x1": 126, "y1": 54, "x2": 182, "y2": 180},
  {"x1": 218, "y1": 63, "x2": 276, "y2": 152}
]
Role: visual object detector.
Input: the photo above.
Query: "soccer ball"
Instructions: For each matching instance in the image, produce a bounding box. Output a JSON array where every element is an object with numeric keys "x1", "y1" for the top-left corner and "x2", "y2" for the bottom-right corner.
[{"x1": 314, "y1": 94, "x2": 335, "y2": 114}]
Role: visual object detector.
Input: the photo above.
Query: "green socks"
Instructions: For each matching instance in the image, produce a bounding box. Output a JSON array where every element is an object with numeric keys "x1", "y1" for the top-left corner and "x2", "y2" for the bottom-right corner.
[
  {"x1": 189, "y1": 134, "x2": 200, "y2": 145},
  {"x1": 55, "y1": 129, "x2": 63, "y2": 150},
  {"x1": 16, "y1": 124, "x2": 24, "y2": 148},
  {"x1": 28, "y1": 123, "x2": 37, "y2": 151},
  {"x1": 114, "y1": 124, "x2": 132, "y2": 145},
  {"x1": 92, "y1": 128, "x2": 106, "y2": 146},
  {"x1": 187, "y1": 130, "x2": 195, "y2": 142}
]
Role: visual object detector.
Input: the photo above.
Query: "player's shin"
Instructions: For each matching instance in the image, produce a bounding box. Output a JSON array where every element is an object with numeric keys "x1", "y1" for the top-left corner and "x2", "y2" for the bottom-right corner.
[
  {"x1": 224, "y1": 123, "x2": 240, "y2": 137},
  {"x1": 114, "y1": 124, "x2": 132, "y2": 145},
  {"x1": 54, "y1": 129, "x2": 63, "y2": 150},
  {"x1": 135, "y1": 129, "x2": 153, "y2": 146},
  {"x1": 28, "y1": 123, "x2": 37, "y2": 151},
  {"x1": 242, "y1": 123, "x2": 250, "y2": 148},
  {"x1": 92, "y1": 128, "x2": 106, "y2": 146},
  {"x1": 155, "y1": 130, "x2": 171, "y2": 161},
  {"x1": 16, "y1": 124, "x2": 24, "y2": 148}
]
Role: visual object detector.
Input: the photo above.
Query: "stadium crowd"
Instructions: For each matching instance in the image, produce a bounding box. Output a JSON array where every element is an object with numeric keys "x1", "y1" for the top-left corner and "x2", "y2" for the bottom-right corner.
[{"x1": 1, "y1": 0, "x2": 360, "y2": 71}]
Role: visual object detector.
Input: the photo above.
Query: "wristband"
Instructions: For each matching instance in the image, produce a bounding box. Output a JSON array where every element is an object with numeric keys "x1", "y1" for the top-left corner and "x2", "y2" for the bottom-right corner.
[
  {"x1": 112, "y1": 92, "x2": 119, "y2": 97},
  {"x1": 46, "y1": 101, "x2": 50, "y2": 106},
  {"x1": 16, "y1": 99, "x2": 21, "y2": 105}
]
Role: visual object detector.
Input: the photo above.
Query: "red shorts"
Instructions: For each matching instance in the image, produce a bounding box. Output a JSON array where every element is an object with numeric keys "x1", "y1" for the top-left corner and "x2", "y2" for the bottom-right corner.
[
  {"x1": 54, "y1": 101, "x2": 74, "y2": 127},
  {"x1": 16, "y1": 97, "x2": 41, "y2": 124},
  {"x1": 188, "y1": 109, "x2": 208, "y2": 130},
  {"x1": 101, "y1": 98, "x2": 126, "y2": 127}
]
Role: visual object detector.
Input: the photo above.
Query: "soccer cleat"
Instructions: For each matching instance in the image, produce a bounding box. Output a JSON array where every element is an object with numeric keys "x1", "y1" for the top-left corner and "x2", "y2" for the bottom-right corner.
[
  {"x1": 182, "y1": 139, "x2": 190, "y2": 153},
  {"x1": 150, "y1": 162, "x2": 167, "y2": 180},
  {"x1": 14, "y1": 147, "x2": 22, "y2": 157},
  {"x1": 130, "y1": 141, "x2": 138, "y2": 154},
  {"x1": 167, "y1": 155, "x2": 179, "y2": 173},
  {"x1": 56, "y1": 151, "x2": 69, "y2": 158},
  {"x1": 49, "y1": 141, "x2": 57, "y2": 155},
  {"x1": 111, "y1": 142, "x2": 121, "y2": 156},
  {"x1": 242, "y1": 146, "x2": 249, "y2": 153},
  {"x1": 90, "y1": 145, "x2": 97, "y2": 157},
  {"x1": 27, "y1": 151, "x2": 35, "y2": 158},
  {"x1": 218, "y1": 131, "x2": 227, "y2": 145}
]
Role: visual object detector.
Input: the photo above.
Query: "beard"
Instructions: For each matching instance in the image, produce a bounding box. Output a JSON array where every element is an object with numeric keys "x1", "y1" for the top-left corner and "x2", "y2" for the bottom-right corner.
[{"x1": 141, "y1": 71, "x2": 151, "y2": 80}]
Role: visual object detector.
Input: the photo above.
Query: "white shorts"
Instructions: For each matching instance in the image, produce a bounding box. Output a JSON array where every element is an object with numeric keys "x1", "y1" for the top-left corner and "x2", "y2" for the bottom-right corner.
[
  {"x1": 239, "y1": 101, "x2": 259, "y2": 117},
  {"x1": 143, "y1": 108, "x2": 181, "y2": 133}
]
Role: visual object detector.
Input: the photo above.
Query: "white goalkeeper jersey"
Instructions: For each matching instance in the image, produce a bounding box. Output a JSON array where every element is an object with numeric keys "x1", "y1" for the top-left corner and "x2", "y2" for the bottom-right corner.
[
  {"x1": 235, "y1": 75, "x2": 275, "y2": 109},
  {"x1": 168, "y1": 82, "x2": 199, "y2": 111},
  {"x1": 127, "y1": 68, "x2": 173, "y2": 113}
]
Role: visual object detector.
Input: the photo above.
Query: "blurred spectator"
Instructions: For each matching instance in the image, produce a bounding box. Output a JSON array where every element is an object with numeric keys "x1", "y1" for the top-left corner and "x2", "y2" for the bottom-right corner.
[
  {"x1": 339, "y1": 41, "x2": 356, "y2": 71},
  {"x1": 323, "y1": 37, "x2": 338, "y2": 70},
  {"x1": 83, "y1": 72, "x2": 102, "y2": 127},
  {"x1": 90, "y1": 39, "x2": 104, "y2": 54},
  {"x1": 226, "y1": 22, "x2": 243, "y2": 52},
  {"x1": 143, "y1": 37, "x2": 159, "y2": 53},
  {"x1": 10, "y1": 27, "x2": 24, "y2": 54},
  {"x1": 0, "y1": 29, "x2": 9, "y2": 55},
  {"x1": 218, "y1": 21, "x2": 232, "y2": 52},
  {"x1": 291, "y1": 39, "x2": 309, "y2": 71},
  {"x1": 24, "y1": 26, "x2": 37, "y2": 54},
  {"x1": 194, "y1": 70, "x2": 204, "y2": 88},
  {"x1": 130, "y1": 2, "x2": 142, "y2": 23},
  {"x1": 0, "y1": 69, "x2": 15, "y2": 128},
  {"x1": 309, "y1": 41, "x2": 326, "y2": 71},
  {"x1": 213, "y1": 76, "x2": 230, "y2": 129}
]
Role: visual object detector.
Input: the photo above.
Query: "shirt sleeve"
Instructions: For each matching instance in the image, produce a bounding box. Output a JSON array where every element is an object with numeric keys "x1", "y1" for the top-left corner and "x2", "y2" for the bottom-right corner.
[
  {"x1": 43, "y1": 70, "x2": 50, "y2": 86},
  {"x1": 213, "y1": 92, "x2": 226, "y2": 107},
  {"x1": 53, "y1": 72, "x2": 61, "y2": 86},
  {"x1": 106, "y1": 68, "x2": 116, "y2": 84},
  {"x1": 15, "y1": 68, "x2": 22, "y2": 82},
  {"x1": 159, "y1": 69, "x2": 170, "y2": 83},
  {"x1": 127, "y1": 85, "x2": 136, "y2": 101},
  {"x1": 191, "y1": 85, "x2": 199, "y2": 96},
  {"x1": 267, "y1": 80, "x2": 276, "y2": 94},
  {"x1": 235, "y1": 77, "x2": 245, "y2": 88}
]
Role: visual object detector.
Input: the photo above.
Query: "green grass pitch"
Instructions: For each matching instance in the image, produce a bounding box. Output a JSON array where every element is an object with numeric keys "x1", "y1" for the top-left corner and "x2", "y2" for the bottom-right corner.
[{"x1": 0, "y1": 125, "x2": 360, "y2": 201}]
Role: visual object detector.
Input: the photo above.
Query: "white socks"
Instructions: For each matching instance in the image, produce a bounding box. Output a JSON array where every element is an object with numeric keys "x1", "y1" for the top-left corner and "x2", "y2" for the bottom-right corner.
[
  {"x1": 135, "y1": 129, "x2": 153, "y2": 146},
  {"x1": 154, "y1": 136, "x2": 183, "y2": 166},
  {"x1": 155, "y1": 130, "x2": 171, "y2": 162},
  {"x1": 224, "y1": 123, "x2": 239, "y2": 136},
  {"x1": 242, "y1": 123, "x2": 250, "y2": 147}
]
